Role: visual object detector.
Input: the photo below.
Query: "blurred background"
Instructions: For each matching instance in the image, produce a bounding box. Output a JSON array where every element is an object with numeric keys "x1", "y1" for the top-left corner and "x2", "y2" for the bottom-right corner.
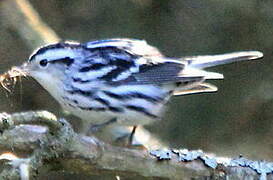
[{"x1": 0, "y1": 0, "x2": 272, "y2": 161}]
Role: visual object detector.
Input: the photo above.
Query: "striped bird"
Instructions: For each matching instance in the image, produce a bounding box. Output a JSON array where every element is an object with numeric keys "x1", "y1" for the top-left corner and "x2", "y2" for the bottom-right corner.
[{"x1": 20, "y1": 39, "x2": 263, "y2": 136}]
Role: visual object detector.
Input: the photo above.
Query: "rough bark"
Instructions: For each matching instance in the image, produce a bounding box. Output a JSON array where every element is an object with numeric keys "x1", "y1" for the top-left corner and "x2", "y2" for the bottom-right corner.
[{"x1": 0, "y1": 111, "x2": 272, "y2": 180}]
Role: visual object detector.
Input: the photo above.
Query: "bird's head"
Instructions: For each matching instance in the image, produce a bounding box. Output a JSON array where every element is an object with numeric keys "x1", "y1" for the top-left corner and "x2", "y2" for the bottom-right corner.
[
  {"x1": 20, "y1": 41, "x2": 84, "y2": 96},
  {"x1": 22, "y1": 42, "x2": 83, "y2": 85}
]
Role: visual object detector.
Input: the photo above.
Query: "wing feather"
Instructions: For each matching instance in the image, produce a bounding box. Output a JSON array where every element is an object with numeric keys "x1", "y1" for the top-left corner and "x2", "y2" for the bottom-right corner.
[
  {"x1": 76, "y1": 39, "x2": 205, "y2": 85},
  {"x1": 85, "y1": 38, "x2": 163, "y2": 57}
]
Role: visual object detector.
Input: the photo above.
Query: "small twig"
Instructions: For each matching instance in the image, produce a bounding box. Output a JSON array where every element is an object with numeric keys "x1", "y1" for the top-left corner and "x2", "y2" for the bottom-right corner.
[{"x1": 0, "y1": 111, "x2": 61, "y2": 135}]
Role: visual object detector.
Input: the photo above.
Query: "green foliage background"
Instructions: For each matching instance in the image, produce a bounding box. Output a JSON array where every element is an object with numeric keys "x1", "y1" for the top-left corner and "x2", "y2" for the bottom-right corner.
[{"x1": 0, "y1": 0, "x2": 272, "y2": 160}]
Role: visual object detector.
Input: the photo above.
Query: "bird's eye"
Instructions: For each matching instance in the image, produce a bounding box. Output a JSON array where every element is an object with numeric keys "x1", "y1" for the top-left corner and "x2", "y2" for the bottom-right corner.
[{"x1": 39, "y1": 59, "x2": 48, "y2": 67}]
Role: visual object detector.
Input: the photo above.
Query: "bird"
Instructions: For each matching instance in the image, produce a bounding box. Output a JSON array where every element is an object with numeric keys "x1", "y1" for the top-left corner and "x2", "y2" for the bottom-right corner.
[{"x1": 20, "y1": 38, "x2": 263, "y2": 141}]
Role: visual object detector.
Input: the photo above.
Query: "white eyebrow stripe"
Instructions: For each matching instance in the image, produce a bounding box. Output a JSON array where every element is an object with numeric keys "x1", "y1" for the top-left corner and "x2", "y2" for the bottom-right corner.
[{"x1": 35, "y1": 49, "x2": 80, "y2": 62}]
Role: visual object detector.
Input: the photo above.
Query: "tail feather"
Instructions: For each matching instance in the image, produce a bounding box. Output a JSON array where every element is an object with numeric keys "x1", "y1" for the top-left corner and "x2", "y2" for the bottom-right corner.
[
  {"x1": 184, "y1": 51, "x2": 263, "y2": 69},
  {"x1": 181, "y1": 68, "x2": 224, "y2": 80},
  {"x1": 173, "y1": 83, "x2": 218, "y2": 96},
  {"x1": 172, "y1": 51, "x2": 263, "y2": 96}
]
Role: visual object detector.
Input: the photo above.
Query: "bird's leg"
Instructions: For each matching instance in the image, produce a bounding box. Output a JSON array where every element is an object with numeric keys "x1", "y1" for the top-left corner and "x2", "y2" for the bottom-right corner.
[
  {"x1": 129, "y1": 126, "x2": 137, "y2": 146},
  {"x1": 114, "y1": 126, "x2": 138, "y2": 147},
  {"x1": 89, "y1": 119, "x2": 139, "y2": 147},
  {"x1": 88, "y1": 117, "x2": 117, "y2": 134}
]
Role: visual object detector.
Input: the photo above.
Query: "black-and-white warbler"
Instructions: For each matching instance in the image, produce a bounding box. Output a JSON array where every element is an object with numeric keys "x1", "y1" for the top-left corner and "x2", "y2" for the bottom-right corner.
[{"x1": 20, "y1": 38, "x2": 263, "y2": 135}]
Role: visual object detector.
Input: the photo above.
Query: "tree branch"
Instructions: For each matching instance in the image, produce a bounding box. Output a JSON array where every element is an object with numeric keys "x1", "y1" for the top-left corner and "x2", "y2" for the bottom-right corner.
[{"x1": 0, "y1": 111, "x2": 272, "y2": 179}]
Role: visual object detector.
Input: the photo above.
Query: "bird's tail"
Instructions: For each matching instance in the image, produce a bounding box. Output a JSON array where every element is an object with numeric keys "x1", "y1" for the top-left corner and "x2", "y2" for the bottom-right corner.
[
  {"x1": 172, "y1": 51, "x2": 263, "y2": 96},
  {"x1": 184, "y1": 51, "x2": 263, "y2": 69}
]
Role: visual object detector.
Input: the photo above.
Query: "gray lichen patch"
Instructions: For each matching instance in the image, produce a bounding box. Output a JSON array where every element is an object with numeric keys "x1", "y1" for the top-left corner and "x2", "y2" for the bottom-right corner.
[
  {"x1": 150, "y1": 149, "x2": 172, "y2": 160},
  {"x1": 150, "y1": 149, "x2": 273, "y2": 179},
  {"x1": 229, "y1": 156, "x2": 273, "y2": 180}
]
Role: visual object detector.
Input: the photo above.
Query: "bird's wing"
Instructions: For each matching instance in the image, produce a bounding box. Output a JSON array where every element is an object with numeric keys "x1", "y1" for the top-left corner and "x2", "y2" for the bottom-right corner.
[
  {"x1": 85, "y1": 38, "x2": 163, "y2": 57},
  {"x1": 129, "y1": 62, "x2": 204, "y2": 85},
  {"x1": 71, "y1": 39, "x2": 205, "y2": 85}
]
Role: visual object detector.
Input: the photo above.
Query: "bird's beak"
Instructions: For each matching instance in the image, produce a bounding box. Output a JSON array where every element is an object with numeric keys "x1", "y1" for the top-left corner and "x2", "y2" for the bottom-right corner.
[{"x1": 16, "y1": 62, "x2": 30, "y2": 76}]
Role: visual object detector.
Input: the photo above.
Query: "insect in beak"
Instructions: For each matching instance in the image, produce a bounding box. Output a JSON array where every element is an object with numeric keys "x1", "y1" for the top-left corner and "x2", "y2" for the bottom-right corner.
[{"x1": 0, "y1": 65, "x2": 28, "y2": 92}]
